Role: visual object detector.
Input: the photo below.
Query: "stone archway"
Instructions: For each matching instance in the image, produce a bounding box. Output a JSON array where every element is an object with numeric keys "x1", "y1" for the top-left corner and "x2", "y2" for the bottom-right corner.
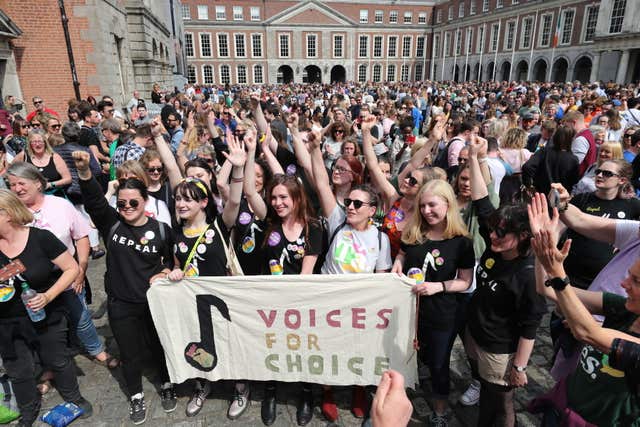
[
  {"x1": 486, "y1": 62, "x2": 495, "y2": 81},
  {"x1": 330, "y1": 65, "x2": 346, "y2": 83},
  {"x1": 501, "y1": 62, "x2": 511, "y2": 81},
  {"x1": 533, "y1": 59, "x2": 547, "y2": 82},
  {"x1": 277, "y1": 65, "x2": 293, "y2": 84},
  {"x1": 573, "y1": 56, "x2": 592, "y2": 83},
  {"x1": 464, "y1": 64, "x2": 471, "y2": 81},
  {"x1": 551, "y1": 58, "x2": 569, "y2": 82},
  {"x1": 453, "y1": 65, "x2": 460, "y2": 82},
  {"x1": 303, "y1": 65, "x2": 322, "y2": 84},
  {"x1": 516, "y1": 60, "x2": 528, "y2": 81},
  {"x1": 474, "y1": 63, "x2": 481, "y2": 81}
]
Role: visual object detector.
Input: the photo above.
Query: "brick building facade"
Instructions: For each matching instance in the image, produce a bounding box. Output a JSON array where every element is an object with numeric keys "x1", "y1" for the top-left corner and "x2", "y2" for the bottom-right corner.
[
  {"x1": 1, "y1": 0, "x2": 187, "y2": 116},
  {"x1": 182, "y1": 0, "x2": 640, "y2": 85}
]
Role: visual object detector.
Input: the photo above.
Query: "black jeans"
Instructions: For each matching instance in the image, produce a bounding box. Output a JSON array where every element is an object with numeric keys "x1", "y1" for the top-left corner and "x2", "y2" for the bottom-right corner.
[
  {"x1": 418, "y1": 326, "x2": 457, "y2": 398},
  {"x1": 2, "y1": 317, "x2": 81, "y2": 425},
  {"x1": 108, "y1": 298, "x2": 170, "y2": 396}
]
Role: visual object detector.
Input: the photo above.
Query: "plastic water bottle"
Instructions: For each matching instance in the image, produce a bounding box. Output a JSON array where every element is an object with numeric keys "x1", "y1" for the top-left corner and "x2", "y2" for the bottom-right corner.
[{"x1": 21, "y1": 283, "x2": 46, "y2": 322}]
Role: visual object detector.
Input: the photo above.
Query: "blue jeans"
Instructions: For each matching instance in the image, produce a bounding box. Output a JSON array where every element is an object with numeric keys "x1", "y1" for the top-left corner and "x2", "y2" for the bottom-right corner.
[
  {"x1": 62, "y1": 289, "x2": 104, "y2": 356},
  {"x1": 419, "y1": 326, "x2": 457, "y2": 399}
]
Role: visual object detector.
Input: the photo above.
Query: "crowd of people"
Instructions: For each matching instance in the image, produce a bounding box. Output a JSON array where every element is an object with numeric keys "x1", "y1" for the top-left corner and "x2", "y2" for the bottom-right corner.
[{"x1": 1, "y1": 77, "x2": 640, "y2": 427}]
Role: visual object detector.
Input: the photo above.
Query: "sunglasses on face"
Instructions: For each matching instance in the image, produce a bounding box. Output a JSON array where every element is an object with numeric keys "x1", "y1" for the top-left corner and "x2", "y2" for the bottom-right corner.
[
  {"x1": 344, "y1": 198, "x2": 372, "y2": 209},
  {"x1": 50, "y1": 124, "x2": 61, "y2": 130},
  {"x1": 406, "y1": 175, "x2": 419, "y2": 187},
  {"x1": 595, "y1": 168, "x2": 619, "y2": 178},
  {"x1": 197, "y1": 157, "x2": 215, "y2": 164},
  {"x1": 116, "y1": 199, "x2": 141, "y2": 209},
  {"x1": 458, "y1": 157, "x2": 468, "y2": 163},
  {"x1": 489, "y1": 225, "x2": 508, "y2": 239},
  {"x1": 33, "y1": 101, "x2": 43, "y2": 106},
  {"x1": 21, "y1": 125, "x2": 31, "y2": 129},
  {"x1": 335, "y1": 130, "x2": 344, "y2": 134},
  {"x1": 31, "y1": 123, "x2": 41, "y2": 128},
  {"x1": 147, "y1": 167, "x2": 163, "y2": 173}
]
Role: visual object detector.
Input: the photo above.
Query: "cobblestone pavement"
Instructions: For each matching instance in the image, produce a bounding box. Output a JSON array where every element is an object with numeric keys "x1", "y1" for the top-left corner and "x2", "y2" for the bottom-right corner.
[{"x1": 19, "y1": 259, "x2": 556, "y2": 426}]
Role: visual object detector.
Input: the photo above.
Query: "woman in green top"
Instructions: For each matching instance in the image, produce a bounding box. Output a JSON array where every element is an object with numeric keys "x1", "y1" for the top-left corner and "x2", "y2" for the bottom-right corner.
[{"x1": 101, "y1": 118, "x2": 124, "y2": 180}]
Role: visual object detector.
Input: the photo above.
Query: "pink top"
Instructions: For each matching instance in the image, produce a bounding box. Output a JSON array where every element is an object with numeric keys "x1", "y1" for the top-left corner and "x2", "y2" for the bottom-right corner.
[
  {"x1": 499, "y1": 148, "x2": 532, "y2": 173},
  {"x1": 30, "y1": 195, "x2": 91, "y2": 256}
]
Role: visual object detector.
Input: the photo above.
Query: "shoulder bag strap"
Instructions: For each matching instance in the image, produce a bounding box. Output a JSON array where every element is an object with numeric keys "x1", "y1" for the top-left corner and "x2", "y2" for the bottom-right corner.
[{"x1": 182, "y1": 225, "x2": 209, "y2": 273}]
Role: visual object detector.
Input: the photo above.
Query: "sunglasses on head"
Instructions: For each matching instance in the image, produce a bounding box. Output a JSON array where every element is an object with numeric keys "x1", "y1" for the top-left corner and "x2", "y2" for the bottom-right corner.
[
  {"x1": 147, "y1": 167, "x2": 163, "y2": 173},
  {"x1": 595, "y1": 168, "x2": 619, "y2": 178},
  {"x1": 406, "y1": 175, "x2": 419, "y2": 187},
  {"x1": 344, "y1": 198, "x2": 372, "y2": 209},
  {"x1": 116, "y1": 199, "x2": 141, "y2": 209}
]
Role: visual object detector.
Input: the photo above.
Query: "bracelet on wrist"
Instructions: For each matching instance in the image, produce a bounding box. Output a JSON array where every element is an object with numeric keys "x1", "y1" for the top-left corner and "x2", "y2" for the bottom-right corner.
[
  {"x1": 513, "y1": 365, "x2": 527, "y2": 372},
  {"x1": 441, "y1": 281, "x2": 446, "y2": 293}
]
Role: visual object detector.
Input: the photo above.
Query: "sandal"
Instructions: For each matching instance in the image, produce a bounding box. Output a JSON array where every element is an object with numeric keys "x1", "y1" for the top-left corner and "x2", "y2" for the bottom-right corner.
[
  {"x1": 37, "y1": 380, "x2": 52, "y2": 395},
  {"x1": 92, "y1": 354, "x2": 120, "y2": 369}
]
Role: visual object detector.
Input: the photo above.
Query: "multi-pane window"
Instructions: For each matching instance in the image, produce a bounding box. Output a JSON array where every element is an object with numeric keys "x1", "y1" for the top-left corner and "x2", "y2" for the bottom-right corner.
[
  {"x1": 505, "y1": 21, "x2": 515, "y2": 50},
  {"x1": 387, "y1": 65, "x2": 396, "y2": 82},
  {"x1": 444, "y1": 32, "x2": 451, "y2": 56},
  {"x1": 459, "y1": 2, "x2": 465, "y2": 18},
  {"x1": 237, "y1": 65, "x2": 247, "y2": 84},
  {"x1": 375, "y1": 10, "x2": 383, "y2": 23},
  {"x1": 235, "y1": 34, "x2": 246, "y2": 57},
  {"x1": 250, "y1": 7, "x2": 260, "y2": 21},
  {"x1": 185, "y1": 33, "x2": 194, "y2": 57},
  {"x1": 404, "y1": 12, "x2": 412, "y2": 23},
  {"x1": 306, "y1": 34, "x2": 317, "y2": 58},
  {"x1": 401, "y1": 64, "x2": 409, "y2": 81},
  {"x1": 373, "y1": 36, "x2": 383, "y2": 57},
  {"x1": 418, "y1": 12, "x2": 427, "y2": 24},
  {"x1": 373, "y1": 64, "x2": 382, "y2": 82},
  {"x1": 521, "y1": 17, "x2": 533, "y2": 49},
  {"x1": 203, "y1": 65, "x2": 213, "y2": 84},
  {"x1": 539, "y1": 14, "x2": 553, "y2": 47},
  {"x1": 390, "y1": 11, "x2": 398, "y2": 23},
  {"x1": 466, "y1": 28, "x2": 473, "y2": 54},
  {"x1": 436, "y1": 9, "x2": 442, "y2": 23},
  {"x1": 253, "y1": 65, "x2": 264, "y2": 84},
  {"x1": 187, "y1": 65, "x2": 196, "y2": 84},
  {"x1": 197, "y1": 5, "x2": 208, "y2": 20},
  {"x1": 496, "y1": 0, "x2": 503, "y2": 8},
  {"x1": 220, "y1": 65, "x2": 230, "y2": 84},
  {"x1": 433, "y1": 34, "x2": 440, "y2": 58},
  {"x1": 333, "y1": 35, "x2": 344, "y2": 58},
  {"x1": 455, "y1": 29, "x2": 462, "y2": 55},
  {"x1": 416, "y1": 36, "x2": 425, "y2": 57},
  {"x1": 560, "y1": 9, "x2": 574, "y2": 45},
  {"x1": 388, "y1": 36, "x2": 397, "y2": 57},
  {"x1": 181, "y1": 4, "x2": 190, "y2": 19},
  {"x1": 609, "y1": 0, "x2": 626, "y2": 34},
  {"x1": 477, "y1": 25, "x2": 485, "y2": 53},
  {"x1": 584, "y1": 5, "x2": 599, "y2": 42},
  {"x1": 448, "y1": 6, "x2": 454, "y2": 20},
  {"x1": 490, "y1": 23, "x2": 499, "y2": 52},
  {"x1": 402, "y1": 36, "x2": 411, "y2": 57},
  {"x1": 215, "y1": 6, "x2": 225, "y2": 20},
  {"x1": 470, "y1": 0, "x2": 476, "y2": 15},
  {"x1": 359, "y1": 35, "x2": 369, "y2": 57},
  {"x1": 358, "y1": 64, "x2": 367, "y2": 83},
  {"x1": 415, "y1": 64, "x2": 423, "y2": 81},
  {"x1": 233, "y1": 6, "x2": 243, "y2": 20},
  {"x1": 360, "y1": 10, "x2": 368, "y2": 24},
  {"x1": 279, "y1": 34, "x2": 289, "y2": 57},
  {"x1": 218, "y1": 34, "x2": 229, "y2": 57},
  {"x1": 251, "y1": 34, "x2": 262, "y2": 57},
  {"x1": 200, "y1": 33, "x2": 211, "y2": 57},
  {"x1": 482, "y1": 0, "x2": 489, "y2": 12}
]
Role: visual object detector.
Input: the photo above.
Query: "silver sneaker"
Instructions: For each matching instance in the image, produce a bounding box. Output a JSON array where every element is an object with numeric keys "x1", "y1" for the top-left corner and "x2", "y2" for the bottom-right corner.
[
  {"x1": 429, "y1": 413, "x2": 448, "y2": 427},
  {"x1": 227, "y1": 385, "x2": 250, "y2": 419},
  {"x1": 186, "y1": 381, "x2": 211, "y2": 417},
  {"x1": 459, "y1": 379, "x2": 481, "y2": 406}
]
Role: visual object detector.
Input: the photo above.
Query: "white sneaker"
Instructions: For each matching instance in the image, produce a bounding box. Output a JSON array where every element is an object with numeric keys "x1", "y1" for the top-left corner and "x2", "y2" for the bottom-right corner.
[
  {"x1": 459, "y1": 379, "x2": 481, "y2": 406},
  {"x1": 227, "y1": 384, "x2": 250, "y2": 419},
  {"x1": 186, "y1": 381, "x2": 211, "y2": 417}
]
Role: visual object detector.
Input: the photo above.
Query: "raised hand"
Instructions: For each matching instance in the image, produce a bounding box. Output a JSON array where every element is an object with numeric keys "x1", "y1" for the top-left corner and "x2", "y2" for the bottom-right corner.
[
  {"x1": 187, "y1": 110, "x2": 196, "y2": 129},
  {"x1": 527, "y1": 192, "x2": 558, "y2": 237},
  {"x1": 150, "y1": 117, "x2": 163, "y2": 137},
  {"x1": 360, "y1": 115, "x2": 376, "y2": 133},
  {"x1": 223, "y1": 135, "x2": 247, "y2": 167},
  {"x1": 306, "y1": 130, "x2": 322, "y2": 151},
  {"x1": 469, "y1": 133, "x2": 488, "y2": 158},
  {"x1": 72, "y1": 150, "x2": 91, "y2": 172},
  {"x1": 531, "y1": 229, "x2": 571, "y2": 278},
  {"x1": 286, "y1": 112, "x2": 299, "y2": 130},
  {"x1": 430, "y1": 115, "x2": 446, "y2": 141},
  {"x1": 244, "y1": 128, "x2": 257, "y2": 153}
]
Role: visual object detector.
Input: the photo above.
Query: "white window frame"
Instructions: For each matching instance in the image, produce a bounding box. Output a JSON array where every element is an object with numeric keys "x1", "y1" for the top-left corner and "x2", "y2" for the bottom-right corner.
[
  {"x1": 202, "y1": 65, "x2": 214, "y2": 84},
  {"x1": 482, "y1": 0, "x2": 489, "y2": 13},
  {"x1": 375, "y1": 10, "x2": 383, "y2": 23},
  {"x1": 237, "y1": 65, "x2": 247, "y2": 84},
  {"x1": 433, "y1": 34, "x2": 440, "y2": 58},
  {"x1": 520, "y1": 16, "x2": 534, "y2": 49},
  {"x1": 416, "y1": 36, "x2": 425, "y2": 57},
  {"x1": 444, "y1": 32, "x2": 451, "y2": 56},
  {"x1": 360, "y1": 10, "x2": 368, "y2": 24},
  {"x1": 402, "y1": 36, "x2": 412, "y2": 57},
  {"x1": 467, "y1": 28, "x2": 474, "y2": 54},
  {"x1": 233, "y1": 6, "x2": 243, "y2": 21},
  {"x1": 278, "y1": 33, "x2": 290, "y2": 58},
  {"x1": 251, "y1": 33, "x2": 263, "y2": 58},
  {"x1": 459, "y1": 2, "x2": 465, "y2": 18},
  {"x1": 234, "y1": 33, "x2": 246, "y2": 58},
  {"x1": 387, "y1": 64, "x2": 396, "y2": 82},
  {"x1": 199, "y1": 33, "x2": 212, "y2": 57},
  {"x1": 496, "y1": 0, "x2": 503, "y2": 9},
  {"x1": 250, "y1": 7, "x2": 260, "y2": 21},
  {"x1": 388, "y1": 35, "x2": 398, "y2": 57},
  {"x1": 582, "y1": 5, "x2": 599, "y2": 43},
  {"x1": 470, "y1": 0, "x2": 476, "y2": 15},
  {"x1": 333, "y1": 34, "x2": 344, "y2": 58},
  {"x1": 476, "y1": 25, "x2": 485, "y2": 53},
  {"x1": 504, "y1": 20, "x2": 516, "y2": 51},
  {"x1": 253, "y1": 65, "x2": 264, "y2": 84},
  {"x1": 404, "y1": 12, "x2": 412, "y2": 24},
  {"x1": 436, "y1": 9, "x2": 442, "y2": 23},
  {"x1": 401, "y1": 64, "x2": 410, "y2": 81},
  {"x1": 418, "y1": 12, "x2": 427, "y2": 24},
  {"x1": 559, "y1": 8, "x2": 575, "y2": 45},
  {"x1": 454, "y1": 29, "x2": 462, "y2": 55},
  {"x1": 197, "y1": 5, "x2": 208, "y2": 20},
  {"x1": 609, "y1": 0, "x2": 626, "y2": 34},
  {"x1": 215, "y1": 6, "x2": 226, "y2": 20},
  {"x1": 181, "y1": 4, "x2": 191, "y2": 20},
  {"x1": 373, "y1": 35, "x2": 383, "y2": 58},
  {"x1": 373, "y1": 64, "x2": 382, "y2": 82},
  {"x1": 187, "y1": 65, "x2": 197, "y2": 84},
  {"x1": 390, "y1": 10, "x2": 398, "y2": 23},
  {"x1": 220, "y1": 65, "x2": 231, "y2": 84},
  {"x1": 184, "y1": 32, "x2": 194, "y2": 57},
  {"x1": 306, "y1": 34, "x2": 318, "y2": 58},
  {"x1": 415, "y1": 63, "x2": 423, "y2": 81},
  {"x1": 490, "y1": 23, "x2": 499, "y2": 52},
  {"x1": 358, "y1": 64, "x2": 367, "y2": 83},
  {"x1": 448, "y1": 6, "x2": 454, "y2": 21},
  {"x1": 358, "y1": 35, "x2": 369, "y2": 58},
  {"x1": 538, "y1": 13, "x2": 553, "y2": 47},
  {"x1": 217, "y1": 33, "x2": 229, "y2": 58}
]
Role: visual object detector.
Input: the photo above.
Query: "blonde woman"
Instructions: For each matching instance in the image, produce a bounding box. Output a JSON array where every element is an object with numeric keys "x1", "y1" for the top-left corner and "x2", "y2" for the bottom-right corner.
[
  {"x1": 498, "y1": 128, "x2": 532, "y2": 205},
  {"x1": 391, "y1": 179, "x2": 474, "y2": 426},
  {"x1": 573, "y1": 140, "x2": 624, "y2": 195}
]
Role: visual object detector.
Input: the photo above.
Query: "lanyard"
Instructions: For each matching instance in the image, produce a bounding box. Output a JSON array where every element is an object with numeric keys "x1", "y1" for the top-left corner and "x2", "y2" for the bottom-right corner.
[{"x1": 182, "y1": 225, "x2": 210, "y2": 274}]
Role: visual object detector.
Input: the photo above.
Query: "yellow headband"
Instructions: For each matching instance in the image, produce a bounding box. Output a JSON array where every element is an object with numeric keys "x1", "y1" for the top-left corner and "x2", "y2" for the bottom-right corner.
[{"x1": 182, "y1": 177, "x2": 209, "y2": 195}]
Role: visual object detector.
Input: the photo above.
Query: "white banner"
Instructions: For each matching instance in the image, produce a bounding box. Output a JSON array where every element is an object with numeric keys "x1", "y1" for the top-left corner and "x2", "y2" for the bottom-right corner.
[{"x1": 147, "y1": 273, "x2": 418, "y2": 387}]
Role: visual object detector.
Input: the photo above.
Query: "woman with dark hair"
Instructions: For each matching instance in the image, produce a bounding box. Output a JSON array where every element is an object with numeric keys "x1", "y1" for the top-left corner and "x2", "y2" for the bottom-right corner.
[
  {"x1": 140, "y1": 149, "x2": 172, "y2": 210},
  {"x1": 322, "y1": 121, "x2": 349, "y2": 169},
  {"x1": 4, "y1": 116, "x2": 29, "y2": 158},
  {"x1": 260, "y1": 173, "x2": 323, "y2": 427},
  {"x1": 72, "y1": 150, "x2": 176, "y2": 425},
  {"x1": 165, "y1": 136, "x2": 247, "y2": 418},
  {"x1": 465, "y1": 136, "x2": 547, "y2": 427},
  {"x1": 522, "y1": 125, "x2": 580, "y2": 195}
]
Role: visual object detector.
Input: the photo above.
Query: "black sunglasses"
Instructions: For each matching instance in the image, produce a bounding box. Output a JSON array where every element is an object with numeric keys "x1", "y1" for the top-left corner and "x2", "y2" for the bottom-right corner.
[
  {"x1": 489, "y1": 225, "x2": 508, "y2": 239},
  {"x1": 458, "y1": 157, "x2": 468, "y2": 163},
  {"x1": 406, "y1": 175, "x2": 419, "y2": 187},
  {"x1": 31, "y1": 123, "x2": 41, "y2": 128},
  {"x1": 116, "y1": 199, "x2": 141, "y2": 209},
  {"x1": 50, "y1": 124, "x2": 61, "y2": 129},
  {"x1": 344, "y1": 198, "x2": 372, "y2": 209},
  {"x1": 147, "y1": 167, "x2": 163, "y2": 173},
  {"x1": 594, "y1": 168, "x2": 619, "y2": 179}
]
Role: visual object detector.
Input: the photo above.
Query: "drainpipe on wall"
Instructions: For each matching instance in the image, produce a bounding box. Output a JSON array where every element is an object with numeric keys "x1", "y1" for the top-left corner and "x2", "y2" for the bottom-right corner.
[{"x1": 58, "y1": 0, "x2": 81, "y2": 101}]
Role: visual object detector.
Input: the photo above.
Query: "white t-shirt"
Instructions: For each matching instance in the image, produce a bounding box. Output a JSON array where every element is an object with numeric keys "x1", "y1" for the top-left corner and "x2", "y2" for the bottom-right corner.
[
  {"x1": 321, "y1": 206, "x2": 392, "y2": 274},
  {"x1": 486, "y1": 157, "x2": 506, "y2": 195}
]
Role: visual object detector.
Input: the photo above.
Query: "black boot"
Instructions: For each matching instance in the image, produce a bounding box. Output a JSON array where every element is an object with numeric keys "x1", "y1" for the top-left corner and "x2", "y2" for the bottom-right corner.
[
  {"x1": 296, "y1": 387, "x2": 313, "y2": 426},
  {"x1": 261, "y1": 385, "x2": 277, "y2": 426}
]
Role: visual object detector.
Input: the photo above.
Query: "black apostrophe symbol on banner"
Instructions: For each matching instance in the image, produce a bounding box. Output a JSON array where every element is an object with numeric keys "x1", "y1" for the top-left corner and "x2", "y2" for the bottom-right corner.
[{"x1": 184, "y1": 294, "x2": 231, "y2": 371}]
